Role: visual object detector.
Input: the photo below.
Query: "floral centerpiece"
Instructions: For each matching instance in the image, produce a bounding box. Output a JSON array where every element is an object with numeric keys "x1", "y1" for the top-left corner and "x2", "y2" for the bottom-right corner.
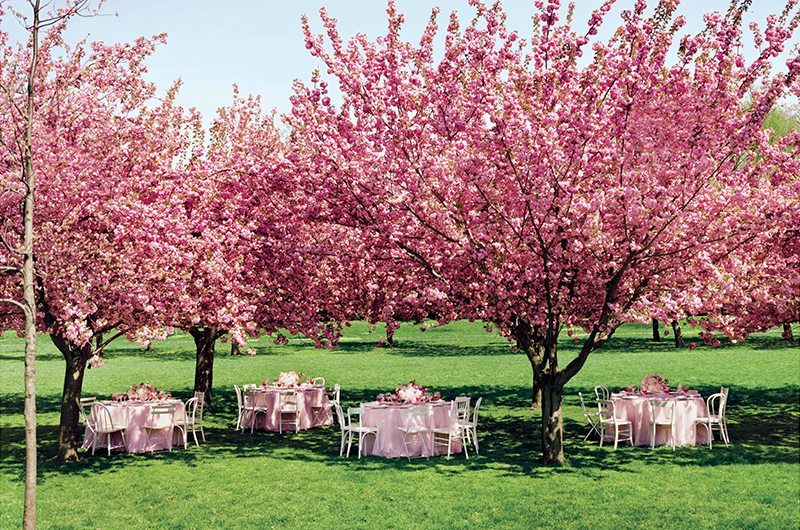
[
  {"x1": 122, "y1": 382, "x2": 170, "y2": 401},
  {"x1": 640, "y1": 374, "x2": 670, "y2": 394},
  {"x1": 376, "y1": 381, "x2": 441, "y2": 404},
  {"x1": 263, "y1": 371, "x2": 305, "y2": 388}
]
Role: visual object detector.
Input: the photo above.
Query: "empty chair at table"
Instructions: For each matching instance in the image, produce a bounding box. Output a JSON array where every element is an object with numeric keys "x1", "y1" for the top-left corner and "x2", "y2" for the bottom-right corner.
[
  {"x1": 597, "y1": 399, "x2": 633, "y2": 449},
  {"x1": 143, "y1": 404, "x2": 177, "y2": 453},
  {"x1": 243, "y1": 389, "x2": 269, "y2": 434},
  {"x1": 398, "y1": 406, "x2": 433, "y2": 460},
  {"x1": 243, "y1": 383, "x2": 257, "y2": 391},
  {"x1": 278, "y1": 390, "x2": 301, "y2": 433},
  {"x1": 454, "y1": 396, "x2": 470, "y2": 425},
  {"x1": 694, "y1": 388, "x2": 730, "y2": 448},
  {"x1": 458, "y1": 396, "x2": 482, "y2": 454},
  {"x1": 90, "y1": 403, "x2": 127, "y2": 456},
  {"x1": 180, "y1": 393, "x2": 206, "y2": 447},
  {"x1": 578, "y1": 392, "x2": 602, "y2": 442},
  {"x1": 328, "y1": 383, "x2": 341, "y2": 405},
  {"x1": 432, "y1": 401, "x2": 468, "y2": 459},
  {"x1": 233, "y1": 385, "x2": 245, "y2": 430},
  {"x1": 79, "y1": 397, "x2": 97, "y2": 439},
  {"x1": 594, "y1": 385, "x2": 610, "y2": 402},
  {"x1": 334, "y1": 403, "x2": 377, "y2": 458},
  {"x1": 649, "y1": 399, "x2": 676, "y2": 451}
]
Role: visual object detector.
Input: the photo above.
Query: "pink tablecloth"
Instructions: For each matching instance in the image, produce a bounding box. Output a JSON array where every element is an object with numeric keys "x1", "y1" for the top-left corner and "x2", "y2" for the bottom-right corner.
[
  {"x1": 360, "y1": 401, "x2": 462, "y2": 458},
  {"x1": 607, "y1": 393, "x2": 710, "y2": 446},
  {"x1": 82, "y1": 400, "x2": 186, "y2": 453},
  {"x1": 241, "y1": 386, "x2": 333, "y2": 432}
]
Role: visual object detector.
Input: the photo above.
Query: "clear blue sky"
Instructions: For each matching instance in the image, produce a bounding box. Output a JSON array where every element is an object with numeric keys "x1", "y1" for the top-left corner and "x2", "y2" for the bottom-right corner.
[{"x1": 3, "y1": 1, "x2": 795, "y2": 119}]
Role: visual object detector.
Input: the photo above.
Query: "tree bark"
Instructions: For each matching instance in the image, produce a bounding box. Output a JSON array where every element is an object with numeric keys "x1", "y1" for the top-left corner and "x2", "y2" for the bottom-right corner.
[
  {"x1": 51, "y1": 335, "x2": 91, "y2": 461},
  {"x1": 671, "y1": 320, "x2": 685, "y2": 348},
  {"x1": 540, "y1": 376, "x2": 564, "y2": 465},
  {"x1": 21, "y1": 4, "x2": 41, "y2": 527},
  {"x1": 385, "y1": 327, "x2": 395, "y2": 348},
  {"x1": 651, "y1": 317, "x2": 661, "y2": 342},
  {"x1": 512, "y1": 319, "x2": 543, "y2": 409},
  {"x1": 529, "y1": 360, "x2": 542, "y2": 410},
  {"x1": 782, "y1": 323, "x2": 793, "y2": 342},
  {"x1": 190, "y1": 327, "x2": 219, "y2": 404},
  {"x1": 230, "y1": 341, "x2": 240, "y2": 355}
]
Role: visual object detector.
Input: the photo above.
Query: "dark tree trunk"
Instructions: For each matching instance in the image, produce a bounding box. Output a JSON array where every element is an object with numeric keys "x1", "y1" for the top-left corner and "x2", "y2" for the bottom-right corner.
[
  {"x1": 782, "y1": 323, "x2": 794, "y2": 342},
  {"x1": 540, "y1": 376, "x2": 564, "y2": 465},
  {"x1": 513, "y1": 319, "x2": 543, "y2": 409},
  {"x1": 94, "y1": 333, "x2": 103, "y2": 352},
  {"x1": 51, "y1": 334, "x2": 92, "y2": 461},
  {"x1": 529, "y1": 362, "x2": 542, "y2": 410},
  {"x1": 651, "y1": 318, "x2": 661, "y2": 342},
  {"x1": 385, "y1": 327, "x2": 395, "y2": 348},
  {"x1": 230, "y1": 341, "x2": 240, "y2": 356},
  {"x1": 190, "y1": 327, "x2": 218, "y2": 404},
  {"x1": 671, "y1": 320, "x2": 685, "y2": 348}
]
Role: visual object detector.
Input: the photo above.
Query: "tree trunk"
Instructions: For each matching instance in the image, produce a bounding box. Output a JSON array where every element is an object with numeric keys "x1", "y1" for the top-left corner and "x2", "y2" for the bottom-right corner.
[
  {"x1": 513, "y1": 319, "x2": 543, "y2": 409},
  {"x1": 52, "y1": 336, "x2": 91, "y2": 461},
  {"x1": 651, "y1": 318, "x2": 661, "y2": 342},
  {"x1": 230, "y1": 341, "x2": 240, "y2": 355},
  {"x1": 540, "y1": 377, "x2": 564, "y2": 465},
  {"x1": 95, "y1": 332, "x2": 103, "y2": 351},
  {"x1": 190, "y1": 328, "x2": 218, "y2": 404},
  {"x1": 782, "y1": 323, "x2": 793, "y2": 342},
  {"x1": 671, "y1": 320, "x2": 685, "y2": 348},
  {"x1": 385, "y1": 327, "x2": 395, "y2": 348},
  {"x1": 529, "y1": 362, "x2": 542, "y2": 410}
]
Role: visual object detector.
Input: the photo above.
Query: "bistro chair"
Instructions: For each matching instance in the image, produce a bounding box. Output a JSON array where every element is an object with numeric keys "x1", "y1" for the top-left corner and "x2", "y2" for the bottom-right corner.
[
  {"x1": 278, "y1": 390, "x2": 301, "y2": 434},
  {"x1": 649, "y1": 399, "x2": 676, "y2": 451},
  {"x1": 398, "y1": 406, "x2": 433, "y2": 460},
  {"x1": 695, "y1": 388, "x2": 730, "y2": 448},
  {"x1": 578, "y1": 392, "x2": 602, "y2": 442},
  {"x1": 243, "y1": 389, "x2": 269, "y2": 434},
  {"x1": 90, "y1": 403, "x2": 127, "y2": 456},
  {"x1": 432, "y1": 401, "x2": 468, "y2": 459},
  {"x1": 143, "y1": 404, "x2": 177, "y2": 453},
  {"x1": 597, "y1": 399, "x2": 634, "y2": 449},
  {"x1": 458, "y1": 396, "x2": 482, "y2": 454}
]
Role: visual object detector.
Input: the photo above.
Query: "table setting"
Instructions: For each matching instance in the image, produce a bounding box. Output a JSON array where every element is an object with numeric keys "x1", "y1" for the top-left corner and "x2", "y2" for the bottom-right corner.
[{"x1": 240, "y1": 371, "x2": 333, "y2": 432}]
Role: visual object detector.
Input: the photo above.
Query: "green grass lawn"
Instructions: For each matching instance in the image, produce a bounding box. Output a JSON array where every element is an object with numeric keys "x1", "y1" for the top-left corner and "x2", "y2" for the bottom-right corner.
[{"x1": 1, "y1": 321, "x2": 798, "y2": 529}]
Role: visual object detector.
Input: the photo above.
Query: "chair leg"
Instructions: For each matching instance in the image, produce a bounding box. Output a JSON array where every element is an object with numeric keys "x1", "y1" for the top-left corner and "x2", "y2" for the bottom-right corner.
[
  {"x1": 92, "y1": 433, "x2": 97, "y2": 456},
  {"x1": 192, "y1": 425, "x2": 199, "y2": 447},
  {"x1": 462, "y1": 431, "x2": 469, "y2": 460},
  {"x1": 599, "y1": 425, "x2": 605, "y2": 447},
  {"x1": 200, "y1": 424, "x2": 206, "y2": 443},
  {"x1": 472, "y1": 427, "x2": 479, "y2": 454},
  {"x1": 651, "y1": 423, "x2": 656, "y2": 449},
  {"x1": 613, "y1": 425, "x2": 619, "y2": 450},
  {"x1": 339, "y1": 430, "x2": 346, "y2": 456},
  {"x1": 721, "y1": 420, "x2": 730, "y2": 446},
  {"x1": 107, "y1": 433, "x2": 112, "y2": 456}
]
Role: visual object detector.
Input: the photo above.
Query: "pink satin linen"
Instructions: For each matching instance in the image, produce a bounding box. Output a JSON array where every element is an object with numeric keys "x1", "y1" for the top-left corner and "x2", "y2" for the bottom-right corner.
[
  {"x1": 82, "y1": 399, "x2": 186, "y2": 453},
  {"x1": 241, "y1": 386, "x2": 333, "y2": 432},
  {"x1": 607, "y1": 393, "x2": 710, "y2": 446},
  {"x1": 360, "y1": 401, "x2": 462, "y2": 458}
]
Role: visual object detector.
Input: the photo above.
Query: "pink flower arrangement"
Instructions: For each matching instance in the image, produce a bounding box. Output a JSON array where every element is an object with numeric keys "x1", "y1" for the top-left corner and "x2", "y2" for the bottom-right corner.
[
  {"x1": 640, "y1": 374, "x2": 670, "y2": 394},
  {"x1": 376, "y1": 381, "x2": 440, "y2": 404},
  {"x1": 125, "y1": 382, "x2": 170, "y2": 401},
  {"x1": 263, "y1": 371, "x2": 309, "y2": 388}
]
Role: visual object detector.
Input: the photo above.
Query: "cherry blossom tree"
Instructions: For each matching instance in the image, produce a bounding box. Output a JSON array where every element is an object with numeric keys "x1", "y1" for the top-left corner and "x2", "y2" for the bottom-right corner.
[
  {"x1": 287, "y1": 0, "x2": 799, "y2": 464},
  {"x1": 0, "y1": 19, "x2": 197, "y2": 461}
]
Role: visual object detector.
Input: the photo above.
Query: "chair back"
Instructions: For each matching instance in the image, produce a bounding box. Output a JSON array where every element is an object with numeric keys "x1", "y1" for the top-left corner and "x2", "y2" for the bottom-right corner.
[
  {"x1": 577, "y1": 392, "x2": 591, "y2": 416},
  {"x1": 193, "y1": 391, "x2": 206, "y2": 420},
  {"x1": 234, "y1": 385, "x2": 243, "y2": 412},
  {"x1": 719, "y1": 386, "x2": 729, "y2": 419},
  {"x1": 404, "y1": 405, "x2": 432, "y2": 431},
  {"x1": 650, "y1": 399, "x2": 675, "y2": 424},
  {"x1": 454, "y1": 396, "x2": 470, "y2": 422},
  {"x1": 312, "y1": 377, "x2": 325, "y2": 386},
  {"x1": 333, "y1": 401, "x2": 347, "y2": 430},
  {"x1": 184, "y1": 397, "x2": 199, "y2": 424},
  {"x1": 471, "y1": 397, "x2": 482, "y2": 427},
  {"x1": 243, "y1": 390, "x2": 259, "y2": 409},
  {"x1": 279, "y1": 390, "x2": 298, "y2": 411},
  {"x1": 347, "y1": 407, "x2": 364, "y2": 427},
  {"x1": 149, "y1": 404, "x2": 177, "y2": 429},
  {"x1": 91, "y1": 403, "x2": 117, "y2": 432},
  {"x1": 243, "y1": 383, "x2": 257, "y2": 391},
  {"x1": 594, "y1": 385, "x2": 610, "y2": 401},
  {"x1": 331, "y1": 383, "x2": 341, "y2": 403},
  {"x1": 79, "y1": 397, "x2": 96, "y2": 425},
  {"x1": 706, "y1": 392, "x2": 724, "y2": 418},
  {"x1": 597, "y1": 399, "x2": 619, "y2": 424}
]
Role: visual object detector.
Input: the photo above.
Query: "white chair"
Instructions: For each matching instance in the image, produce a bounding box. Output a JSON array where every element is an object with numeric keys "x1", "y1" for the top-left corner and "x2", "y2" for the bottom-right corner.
[
  {"x1": 336, "y1": 404, "x2": 377, "y2": 458},
  {"x1": 432, "y1": 401, "x2": 468, "y2": 459},
  {"x1": 649, "y1": 399, "x2": 676, "y2": 451},
  {"x1": 578, "y1": 392, "x2": 602, "y2": 442},
  {"x1": 180, "y1": 395, "x2": 205, "y2": 446},
  {"x1": 312, "y1": 377, "x2": 325, "y2": 386},
  {"x1": 329, "y1": 383, "x2": 341, "y2": 404},
  {"x1": 278, "y1": 390, "x2": 301, "y2": 434},
  {"x1": 143, "y1": 404, "x2": 177, "y2": 453},
  {"x1": 397, "y1": 406, "x2": 433, "y2": 460},
  {"x1": 695, "y1": 388, "x2": 730, "y2": 448},
  {"x1": 233, "y1": 385, "x2": 245, "y2": 430},
  {"x1": 90, "y1": 403, "x2": 126, "y2": 456},
  {"x1": 457, "y1": 396, "x2": 482, "y2": 454},
  {"x1": 454, "y1": 396, "x2": 470, "y2": 426},
  {"x1": 243, "y1": 383, "x2": 257, "y2": 391},
  {"x1": 243, "y1": 389, "x2": 269, "y2": 434},
  {"x1": 594, "y1": 385, "x2": 610, "y2": 402},
  {"x1": 597, "y1": 399, "x2": 634, "y2": 449},
  {"x1": 78, "y1": 397, "x2": 96, "y2": 433}
]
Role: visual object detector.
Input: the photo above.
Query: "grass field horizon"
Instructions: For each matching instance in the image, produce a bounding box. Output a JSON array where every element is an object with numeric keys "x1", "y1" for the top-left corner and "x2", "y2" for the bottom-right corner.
[{"x1": 1, "y1": 321, "x2": 798, "y2": 529}]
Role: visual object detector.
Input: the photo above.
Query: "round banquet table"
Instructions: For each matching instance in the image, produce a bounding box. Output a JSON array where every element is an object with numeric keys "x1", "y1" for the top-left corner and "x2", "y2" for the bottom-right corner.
[
  {"x1": 241, "y1": 385, "x2": 333, "y2": 432},
  {"x1": 360, "y1": 401, "x2": 462, "y2": 458},
  {"x1": 82, "y1": 399, "x2": 186, "y2": 453},
  {"x1": 606, "y1": 392, "x2": 710, "y2": 447}
]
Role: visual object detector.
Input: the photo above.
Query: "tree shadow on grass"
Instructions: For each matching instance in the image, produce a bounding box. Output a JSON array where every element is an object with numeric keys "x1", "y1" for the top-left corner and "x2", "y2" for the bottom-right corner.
[{"x1": 1, "y1": 383, "x2": 797, "y2": 481}]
